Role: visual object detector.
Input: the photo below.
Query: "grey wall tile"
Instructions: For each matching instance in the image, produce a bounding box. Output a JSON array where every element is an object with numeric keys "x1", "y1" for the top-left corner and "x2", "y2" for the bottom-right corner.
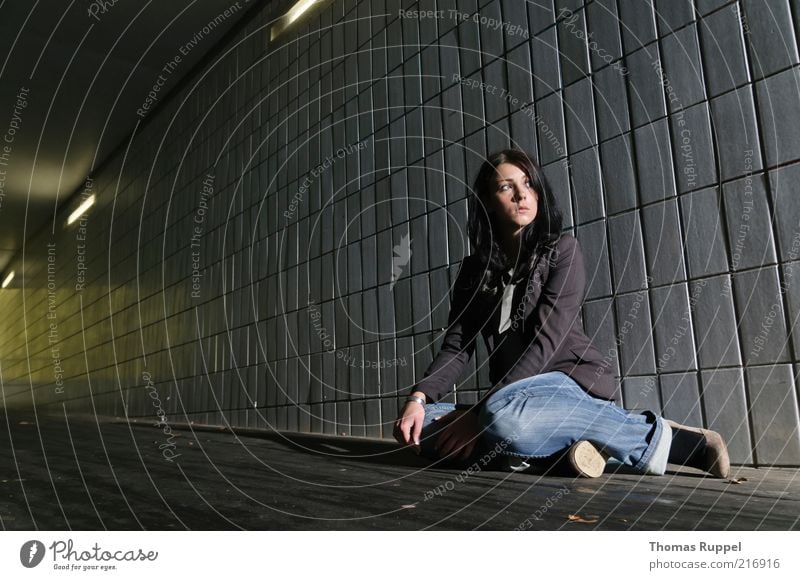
[
  {"x1": 769, "y1": 162, "x2": 800, "y2": 263},
  {"x1": 626, "y1": 45, "x2": 668, "y2": 126},
  {"x1": 733, "y1": 266, "x2": 791, "y2": 365},
  {"x1": 420, "y1": 45, "x2": 441, "y2": 102},
  {"x1": 742, "y1": 0, "x2": 800, "y2": 79},
  {"x1": 510, "y1": 108, "x2": 539, "y2": 157},
  {"x1": 756, "y1": 67, "x2": 800, "y2": 167},
  {"x1": 365, "y1": 399, "x2": 382, "y2": 437},
  {"x1": 348, "y1": 344, "x2": 366, "y2": 399},
  {"x1": 396, "y1": 335, "x2": 416, "y2": 390},
  {"x1": 458, "y1": 16, "x2": 483, "y2": 76},
  {"x1": 710, "y1": 86, "x2": 764, "y2": 181},
  {"x1": 557, "y1": 7, "x2": 590, "y2": 85},
  {"x1": 405, "y1": 108, "x2": 425, "y2": 163},
  {"x1": 583, "y1": 298, "x2": 619, "y2": 378},
  {"x1": 483, "y1": 57, "x2": 509, "y2": 123},
  {"x1": 536, "y1": 92, "x2": 567, "y2": 163},
  {"x1": 689, "y1": 275, "x2": 742, "y2": 368},
  {"x1": 642, "y1": 199, "x2": 687, "y2": 285},
  {"x1": 411, "y1": 272, "x2": 432, "y2": 334},
  {"x1": 655, "y1": 0, "x2": 695, "y2": 34},
  {"x1": 507, "y1": 42, "x2": 534, "y2": 105},
  {"x1": 464, "y1": 130, "x2": 488, "y2": 178},
  {"x1": 601, "y1": 134, "x2": 638, "y2": 214},
  {"x1": 723, "y1": 173, "x2": 777, "y2": 271},
  {"x1": 790, "y1": 271, "x2": 800, "y2": 359},
  {"x1": 660, "y1": 24, "x2": 706, "y2": 111},
  {"x1": 651, "y1": 284, "x2": 698, "y2": 372},
  {"x1": 576, "y1": 220, "x2": 614, "y2": 299},
  {"x1": 680, "y1": 187, "x2": 730, "y2": 278},
  {"x1": 660, "y1": 372, "x2": 703, "y2": 426},
  {"x1": 501, "y1": 0, "x2": 530, "y2": 51},
  {"x1": 670, "y1": 101, "x2": 717, "y2": 192},
  {"x1": 379, "y1": 339, "x2": 398, "y2": 394},
  {"x1": 564, "y1": 77, "x2": 597, "y2": 152},
  {"x1": 586, "y1": 0, "x2": 623, "y2": 71},
  {"x1": 543, "y1": 159, "x2": 573, "y2": 229},
  {"x1": 323, "y1": 402, "x2": 336, "y2": 435},
  {"x1": 392, "y1": 276, "x2": 413, "y2": 337},
  {"x1": 381, "y1": 398, "x2": 398, "y2": 438},
  {"x1": 531, "y1": 27, "x2": 561, "y2": 99},
  {"x1": 570, "y1": 147, "x2": 604, "y2": 223},
  {"x1": 615, "y1": 290, "x2": 657, "y2": 375},
  {"x1": 696, "y1": 0, "x2": 729, "y2": 14},
  {"x1": 619, "y1": 0, "x2": 657, "y2": 53},
  {"x1": 447, "y1": 198, "x2": 469, "y2": 262},
  {"x1": 487, "y1": 115, "x2": 511, "y2": 152},
  {"x1": 699, "y1": 4, "x2": 750, "y2": 97},
  {"x1": 593, "y1": 64, "x2": 631, "y2": 140},
  {"x1": 461, "y1": 73, "x2": 485, "y2": 136},
  {"x1": 609, "y1": 210, "x2": 648, "y2": 292},
  {"x1": 479, "y1": 2, "x2": 505, "y2": 59},
  {"x1": 634, "y1": 118, "x2": 677, "y2": 203},
  {"x1": 700, "y1": 368, "x2": 754, "y2": 463},
  {"x1": 441, "y1": 83, "x2": 465, "y2": 143},
  {"x1": 621, "y1": 375, "x2": 660, "y2": 411},
  {"x1": 528, "y1": 0, "x2": 556, "y2": 35},
  {"x1": 746, "y1": 364, "x2": 800, "y2": 464}
]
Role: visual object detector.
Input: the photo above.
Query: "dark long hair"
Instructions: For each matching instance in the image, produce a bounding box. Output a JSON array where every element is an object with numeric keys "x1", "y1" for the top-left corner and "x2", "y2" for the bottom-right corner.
[{"x1": 466, "y1": 149, "x2": 563, "y2": 301}]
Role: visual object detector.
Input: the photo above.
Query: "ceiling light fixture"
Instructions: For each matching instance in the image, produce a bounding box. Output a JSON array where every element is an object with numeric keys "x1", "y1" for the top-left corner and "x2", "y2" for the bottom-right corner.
[
  {"x1": 270, "y1": 0, "x2": 323, "y2": 41},
  {"x1": 67, "y1": 194, "x2": 96, "y2": 226},
  {"x1": 2, "y1": 271, "x2": 14, "y2": 289}
]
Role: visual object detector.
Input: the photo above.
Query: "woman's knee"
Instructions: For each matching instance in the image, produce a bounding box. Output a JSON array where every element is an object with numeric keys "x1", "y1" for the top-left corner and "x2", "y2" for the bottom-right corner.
[
  {"x1": 478, "y1": 396, "x2": 534, "y2": 443},
  {"x1": 478, "y1": 391, "x2": 578, "y2": 452}
]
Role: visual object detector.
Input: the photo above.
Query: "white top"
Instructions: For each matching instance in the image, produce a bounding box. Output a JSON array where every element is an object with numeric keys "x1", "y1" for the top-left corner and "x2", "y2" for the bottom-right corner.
[{"x1": 498, "y1": 267, "x2": 516, "y2": 334}]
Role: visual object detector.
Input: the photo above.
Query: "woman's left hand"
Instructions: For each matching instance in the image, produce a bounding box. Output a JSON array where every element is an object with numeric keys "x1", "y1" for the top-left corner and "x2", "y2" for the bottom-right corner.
[{"x1": 434, "y1": 409, "x2": 481, "y2": 462}]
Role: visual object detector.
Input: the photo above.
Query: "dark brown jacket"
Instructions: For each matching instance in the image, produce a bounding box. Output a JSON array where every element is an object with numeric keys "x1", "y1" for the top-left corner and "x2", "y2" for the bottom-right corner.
[{"x1": 411, "y1": 234, "x2": 618, "y2": 407}]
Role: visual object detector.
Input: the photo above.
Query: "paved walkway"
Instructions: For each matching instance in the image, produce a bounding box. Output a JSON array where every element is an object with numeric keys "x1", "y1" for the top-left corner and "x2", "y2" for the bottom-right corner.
[{"x1": 1, "y1": 411, "x2": 797, "y2": 530}]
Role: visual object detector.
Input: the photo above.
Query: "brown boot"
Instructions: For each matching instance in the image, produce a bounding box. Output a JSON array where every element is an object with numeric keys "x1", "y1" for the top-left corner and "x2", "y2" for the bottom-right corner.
[
  {"x1": 666, "y1": 420, "x2": 731, "y2": 479},
  {"x1": 566, "y1": 441, "x2": 608, "y2": 478}
]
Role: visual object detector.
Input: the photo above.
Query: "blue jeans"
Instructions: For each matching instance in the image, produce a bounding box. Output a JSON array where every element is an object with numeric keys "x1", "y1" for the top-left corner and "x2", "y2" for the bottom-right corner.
[{"x1": 419, "y1": 371, "x2": 671, "y2": 475}]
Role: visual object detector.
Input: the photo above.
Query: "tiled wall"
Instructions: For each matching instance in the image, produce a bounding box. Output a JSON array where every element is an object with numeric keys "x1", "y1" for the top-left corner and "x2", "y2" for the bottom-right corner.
[{"x1": 1, "y1": 0, "x2": 799, "y2": 465}]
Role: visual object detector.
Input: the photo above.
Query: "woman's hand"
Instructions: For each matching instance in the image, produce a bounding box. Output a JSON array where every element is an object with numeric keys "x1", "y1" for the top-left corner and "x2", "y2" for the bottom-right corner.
[
  {"x1": 394, "y1": 401, "x2": 426, "y2": 453},
  {"x1": 433, "y1": 409, "x2": 481, "y2": 462}
]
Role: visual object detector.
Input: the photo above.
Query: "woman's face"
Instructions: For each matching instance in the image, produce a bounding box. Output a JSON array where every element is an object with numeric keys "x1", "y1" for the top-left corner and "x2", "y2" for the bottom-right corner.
[{"x1": 486, "y1": 162, "x2": 539, "y2": 233}]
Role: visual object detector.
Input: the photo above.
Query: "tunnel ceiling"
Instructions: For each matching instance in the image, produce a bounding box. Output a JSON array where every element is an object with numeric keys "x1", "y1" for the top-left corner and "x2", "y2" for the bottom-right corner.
[{"x1": 0, "y1": 0, "x2": 256, "y2": 275}]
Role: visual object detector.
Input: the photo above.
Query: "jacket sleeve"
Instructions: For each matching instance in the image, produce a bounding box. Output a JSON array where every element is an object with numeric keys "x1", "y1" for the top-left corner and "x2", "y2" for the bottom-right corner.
[
  {"x1": 495, "y1": 235, "x2": 585, "y2": 387},
  {"x1": 410, "y1": 256, "x2": 480, "y2": 403}
]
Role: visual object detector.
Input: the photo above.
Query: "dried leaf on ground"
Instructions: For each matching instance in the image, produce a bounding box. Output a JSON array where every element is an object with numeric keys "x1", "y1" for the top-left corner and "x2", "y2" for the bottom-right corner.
[{"x1": 568, "y1": 514, "x2": 598, "y2": 524}]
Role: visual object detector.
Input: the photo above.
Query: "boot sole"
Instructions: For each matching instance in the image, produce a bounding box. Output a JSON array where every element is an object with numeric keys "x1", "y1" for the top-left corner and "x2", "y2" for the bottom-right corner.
[{"x1": 568, "y1": 441, "x2": 607, "y2": 478}]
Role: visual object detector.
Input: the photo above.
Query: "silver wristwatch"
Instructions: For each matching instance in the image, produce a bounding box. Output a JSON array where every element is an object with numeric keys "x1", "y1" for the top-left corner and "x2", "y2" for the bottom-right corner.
[{"x1": 406, "y1": 395, "x2": 426, "y2": 406}]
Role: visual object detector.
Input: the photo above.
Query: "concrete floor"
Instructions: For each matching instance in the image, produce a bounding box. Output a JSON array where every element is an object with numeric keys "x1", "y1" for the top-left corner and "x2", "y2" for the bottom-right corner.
[{"x1": 1, "y1": 410, "x2": 798, "y2": 530}]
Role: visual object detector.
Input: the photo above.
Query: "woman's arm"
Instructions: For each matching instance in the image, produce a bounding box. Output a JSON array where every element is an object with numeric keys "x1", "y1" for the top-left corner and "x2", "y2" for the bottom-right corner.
[
  {"x1": 395, "y1": 256, "x2": 481, "y2": 449},
  {"x1": 497, "y1": 234, "x2": 586, "y2": 386}
]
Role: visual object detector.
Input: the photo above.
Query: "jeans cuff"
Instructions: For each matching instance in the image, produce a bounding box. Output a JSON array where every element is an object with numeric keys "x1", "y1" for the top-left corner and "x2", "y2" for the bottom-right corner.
[{"x1": 634, "y1": 416, "x2": 672, "y2": 475}]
